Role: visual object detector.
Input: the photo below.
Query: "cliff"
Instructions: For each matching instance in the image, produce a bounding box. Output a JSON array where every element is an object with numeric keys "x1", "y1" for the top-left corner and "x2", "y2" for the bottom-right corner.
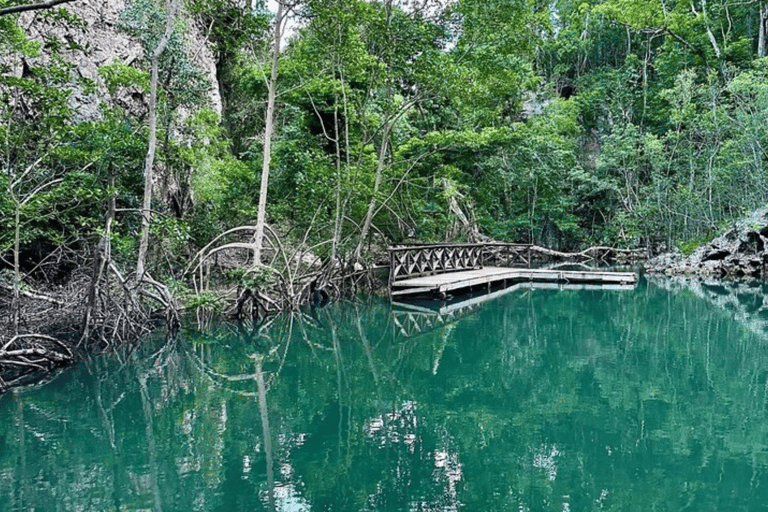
[{"x1": 5, "y1": 0, "x2": 221, "y2": 120}]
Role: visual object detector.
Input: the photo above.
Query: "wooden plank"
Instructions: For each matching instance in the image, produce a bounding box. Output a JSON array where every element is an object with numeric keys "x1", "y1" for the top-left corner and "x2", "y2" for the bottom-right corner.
[
  {"x1": 390, "y1": 266, "x2": 638, "y2": 298},
  {"x1": 393, "y1": 281, "x2": 637, "y2": 316},
  {"x1": 391, "y1": 286, "x2": 436, "y2": 297}
]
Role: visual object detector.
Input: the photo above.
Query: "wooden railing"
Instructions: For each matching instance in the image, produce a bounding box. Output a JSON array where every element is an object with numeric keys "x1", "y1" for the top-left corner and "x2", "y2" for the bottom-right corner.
[
  {"x1": 388, "y1": 243, "x2": 532, "y2": 286},
  {"x1": 482, "y1": 243, "x2": 533, "y2": 268}
]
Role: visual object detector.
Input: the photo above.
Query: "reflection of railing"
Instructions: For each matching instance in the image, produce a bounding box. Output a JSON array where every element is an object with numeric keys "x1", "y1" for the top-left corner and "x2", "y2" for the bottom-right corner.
[
  {"x1": 392, "y1": 303, "x2": 479, "y2": 339},
  {"x1": 388, "y1": 243, "x2": 532, "y2": 288},
  {"x1": 392, "y1": 281, "x2": 636, "y2": 338}
]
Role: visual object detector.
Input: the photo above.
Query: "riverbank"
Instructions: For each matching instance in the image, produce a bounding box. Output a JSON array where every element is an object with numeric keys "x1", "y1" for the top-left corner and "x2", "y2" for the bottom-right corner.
[
  {"x1": 646, "y1": 206, "x2": 768, "y2": 278},
  {"x1": 0, "y1": 255, "x2": 388, "y2": 392},
  {"x1": 0, "y1": 277, "x2": 81, "y2": 391},
  {"x1": 0, "y1": 238, "x2": 666, "y2": 392}
]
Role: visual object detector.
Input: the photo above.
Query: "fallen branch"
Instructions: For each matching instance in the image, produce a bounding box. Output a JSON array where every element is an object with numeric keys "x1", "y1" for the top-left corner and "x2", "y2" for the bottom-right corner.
[
  {"x1": 528, "y1": 245, "x2": 645, "y2": 261},
  {"x1": 1, "y1": 347, "x2": 69, "y2": 362},
  {"x1": 0, "y1": 0, "x2": 76, "y2": 16},
  {"x1": 0, "y1": 332, "x2": 73, "y2": 384},
  {"x1": 0, "y1": 283, "x2": 65, "y2": 306}
]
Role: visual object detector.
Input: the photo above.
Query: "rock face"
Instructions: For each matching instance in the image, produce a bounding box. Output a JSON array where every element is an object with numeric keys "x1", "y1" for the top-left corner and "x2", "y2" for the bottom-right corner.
[
  {"x1": 5, "y1": 0, "x2": 221, "y2": 121},
  {"x1": 646, "y1": 206, "x2": 768, "y2": 277}
]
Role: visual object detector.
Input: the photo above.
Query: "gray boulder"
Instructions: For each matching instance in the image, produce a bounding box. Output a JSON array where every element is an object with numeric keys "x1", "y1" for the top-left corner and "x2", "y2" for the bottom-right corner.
[{"x1": 646, "y1": 206, "x2": 768, "y2": 277}]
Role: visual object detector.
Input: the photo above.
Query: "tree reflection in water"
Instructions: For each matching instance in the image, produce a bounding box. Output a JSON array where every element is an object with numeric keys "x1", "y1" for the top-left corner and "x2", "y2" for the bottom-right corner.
[{"x1": 2, "y1": 279, "x2": 768, "y2": 510}]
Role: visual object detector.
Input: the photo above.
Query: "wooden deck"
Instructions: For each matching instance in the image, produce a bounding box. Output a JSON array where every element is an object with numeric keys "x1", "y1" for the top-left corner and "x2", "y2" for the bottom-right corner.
[
  {"x1": 392, "y1": 281, "x2": 637, "y2": 337},
  {"x1": 390, "y1": 266, "x2": 638, "y2": 297}
]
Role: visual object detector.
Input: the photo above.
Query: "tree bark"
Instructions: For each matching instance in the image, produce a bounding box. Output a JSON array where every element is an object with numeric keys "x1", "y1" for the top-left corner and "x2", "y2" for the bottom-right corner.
[
  {"x1": 253, "y1": 1, "x2": 286, "y2": 267},
  {"x1": 759, "y1": 3, "x2": 768, "y2": 57},
  {"x1": 694, "y1": 1, "x2": 721, "y2": 59},
  {"x1": 82, "y1": 181, "x2": 115, "y2": 343},
  {"x1": 12, "y1": 197, "x2": 21, "y2": 334},
  {"x1": 136, "y1": 0, "x2": 180, "y2": 281},
  {"x1": 354, "y1": 122, "x2": 390, "y2": 262}
]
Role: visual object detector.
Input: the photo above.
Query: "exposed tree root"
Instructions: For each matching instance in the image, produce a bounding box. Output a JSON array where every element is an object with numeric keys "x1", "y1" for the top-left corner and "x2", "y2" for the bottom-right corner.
[{"x1": 0, "y1": 333, "x2": 73, "y2": 392}]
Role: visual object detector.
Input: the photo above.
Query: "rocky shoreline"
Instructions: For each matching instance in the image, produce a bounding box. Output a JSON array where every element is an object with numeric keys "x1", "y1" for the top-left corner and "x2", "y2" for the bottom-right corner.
[{"x1": 645, "y1": 207, "x2": 768, "y2": 278}]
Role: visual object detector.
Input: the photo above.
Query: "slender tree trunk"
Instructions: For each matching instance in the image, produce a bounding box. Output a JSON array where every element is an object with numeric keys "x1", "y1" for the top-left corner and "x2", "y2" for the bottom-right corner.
[
  {"x1": 136, "y1": 0, "x2": 179, "y2": 281},
  {"x1": 330, "y1": 87, "x2": 343, "y2": 264},
  {"x1": 6, "y1": 159, "x2": 60, "y2": 334},
  {"x1": 759, "y1": 3, "x2": 768, "y2": 57},
  {"x1": 82, "y1": 180, "x2": 115, "y2": 342},
  {"x1": 253, "y1": 1, "x2": 285, "y2": 267},
  {"x1": 700, "y1": 2, "x2": 722, "y2": 59},
  {"x1": 12, "y1": 198, "x2": 21, "y2": 334},
  {"x1": 354, "y1": 122, "x2": 390, "y2": 261}
]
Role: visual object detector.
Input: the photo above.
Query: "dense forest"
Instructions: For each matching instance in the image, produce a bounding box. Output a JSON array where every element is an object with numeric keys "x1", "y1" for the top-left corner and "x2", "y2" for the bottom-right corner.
[{"x1": 3, "y1": 0, "x2": 768, "y2": 347}]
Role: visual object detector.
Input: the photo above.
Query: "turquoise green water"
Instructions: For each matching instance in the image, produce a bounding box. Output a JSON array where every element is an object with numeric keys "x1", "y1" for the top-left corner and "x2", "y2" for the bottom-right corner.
[{"x1": 3, "y1": 277, "x2": 768, "y2": 511}]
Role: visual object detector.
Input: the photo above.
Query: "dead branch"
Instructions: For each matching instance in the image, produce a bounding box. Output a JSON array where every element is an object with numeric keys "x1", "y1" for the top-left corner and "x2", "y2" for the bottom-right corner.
[
  {"x1": 528, "y1": 245, "x2": 645, "y2": 261},
  {"x1": 0, "y1": 0, "x2": 76, "y2": 16},
  {"x1": 0, "y1": 283, "x2": 65, "y2": 305},
  {"x1": 184, "y1": 226, "x2": 260, "y2": 276},
  {"x1": 0, "y1": 332, "x2": 73, "y2": 386}
]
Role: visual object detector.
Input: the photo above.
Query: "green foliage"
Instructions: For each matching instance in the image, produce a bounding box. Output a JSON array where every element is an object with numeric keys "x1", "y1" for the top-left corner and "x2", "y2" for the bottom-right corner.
[
  {"x1": 98, "y1": 61, "x2": 150, "y2": 93},
  {"x1": 6, "y1": 0, "x2": 768, "y2": 280},
  {"x1": 188, "y1": 0, "x2": 269, "y2": 57},
  {"x1": 677, "y1": 232, "x2": 715, "y2": 256},
  {"x1": 119, "y1": 0, "x2": 209, "y2": 107},
  {"x1": 0, "y1": 16, "x2": 41, "y2": 56},
  {"x1": 225, "y1": 266, "x2": 274, "y2": 289}
]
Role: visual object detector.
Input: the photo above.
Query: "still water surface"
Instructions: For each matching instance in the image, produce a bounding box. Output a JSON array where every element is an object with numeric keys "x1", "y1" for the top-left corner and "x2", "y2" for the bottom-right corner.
[{"x1": 3, "y1": 276, "x2": 768, "y2": 511}]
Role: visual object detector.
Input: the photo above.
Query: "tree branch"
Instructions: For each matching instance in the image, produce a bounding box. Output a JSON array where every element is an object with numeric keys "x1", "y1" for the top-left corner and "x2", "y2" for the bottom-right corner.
[{"x1": 0, "y1": 0, "x2": 76, "y2": 16}]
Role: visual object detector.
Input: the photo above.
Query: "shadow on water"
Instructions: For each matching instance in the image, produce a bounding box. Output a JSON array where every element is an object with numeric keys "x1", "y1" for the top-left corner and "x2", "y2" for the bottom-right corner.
[{"x1": 2, "y1": 277, "x2": 768, "y2": 510}]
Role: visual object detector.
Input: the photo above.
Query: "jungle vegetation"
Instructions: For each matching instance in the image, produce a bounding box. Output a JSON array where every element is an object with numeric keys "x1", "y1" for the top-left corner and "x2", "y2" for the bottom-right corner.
[{"x1": 3, "y1": 0, "x2": 768, "y2": 339}]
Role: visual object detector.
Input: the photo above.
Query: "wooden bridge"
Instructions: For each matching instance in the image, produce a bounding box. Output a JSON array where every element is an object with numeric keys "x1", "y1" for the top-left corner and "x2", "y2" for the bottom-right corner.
[
  {"x1": 392, "y1": 281, "x2": 637, "y2": 338},
  {"x1": 388, "y1": 243, "x2": 638, "y2": 298}
]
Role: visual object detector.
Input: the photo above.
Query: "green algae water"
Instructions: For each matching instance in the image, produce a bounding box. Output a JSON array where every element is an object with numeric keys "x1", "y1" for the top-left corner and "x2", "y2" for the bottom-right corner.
[{"x1": 3, "y1": 276, "x2": 768, "y2": 511}]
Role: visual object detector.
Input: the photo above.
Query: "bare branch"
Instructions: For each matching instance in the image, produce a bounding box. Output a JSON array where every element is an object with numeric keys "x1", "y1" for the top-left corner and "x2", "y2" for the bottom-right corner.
[
  {"x1": 0, "y1": 0, "x2": 75, "y2": 17},
  {"x1": 0, "y1": 283, "x2": 65, "y2": 306}
]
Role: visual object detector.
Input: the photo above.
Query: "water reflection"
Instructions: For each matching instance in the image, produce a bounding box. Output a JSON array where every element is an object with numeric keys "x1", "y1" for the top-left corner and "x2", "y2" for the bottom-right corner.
[{"x1": 2, "y1": 279, "x2": 768, "y2": 510}]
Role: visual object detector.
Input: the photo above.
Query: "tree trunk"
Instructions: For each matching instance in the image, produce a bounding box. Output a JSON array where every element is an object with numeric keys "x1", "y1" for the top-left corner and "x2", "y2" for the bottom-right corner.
[
  {"x1": 354, "y1": 122, "x2": 390, "y2": 262},
  {"x1": 82, "y1": 181, "x2": 115, "y2": 343},
  {"x1": 253, "y1": 1, "x2": 285, "y2": 267},
  {"x1": 759, "y1": 3, "x2": 768, "y2": 57},
  {"x1": 12, "y1": 198, "x2": 21, "y2": 334},
  {"x1": 330, "y1": 86, "x2": 344, "y2": 264},
  {"x1": 691, "y1": 1, "x2": 721, "y2": 59},
  {"x1": 136, "y1": 0, "x2": 179, "y2": 281}
]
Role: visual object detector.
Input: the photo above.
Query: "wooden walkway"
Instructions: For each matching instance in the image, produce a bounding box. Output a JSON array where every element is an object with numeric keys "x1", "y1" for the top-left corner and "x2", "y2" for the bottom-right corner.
[
  {"x1": 388, "y1": 243, "x2": 638, "y2": 298},
  {"x1": 392, "y1": 281, "x2": 637, "y2": 337},
  {"x1": 390, "y1": 266, "x2": 637, "y2": 297}
]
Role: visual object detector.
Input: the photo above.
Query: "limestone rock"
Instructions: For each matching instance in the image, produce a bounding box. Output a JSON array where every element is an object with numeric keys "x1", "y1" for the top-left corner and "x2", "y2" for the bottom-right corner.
[
  {"x1": 646, "y1": 206, "x2": 768, "y2": 278},
  {"x1": 3, "y1": 0, "x2": 220, "y2": 122}
]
